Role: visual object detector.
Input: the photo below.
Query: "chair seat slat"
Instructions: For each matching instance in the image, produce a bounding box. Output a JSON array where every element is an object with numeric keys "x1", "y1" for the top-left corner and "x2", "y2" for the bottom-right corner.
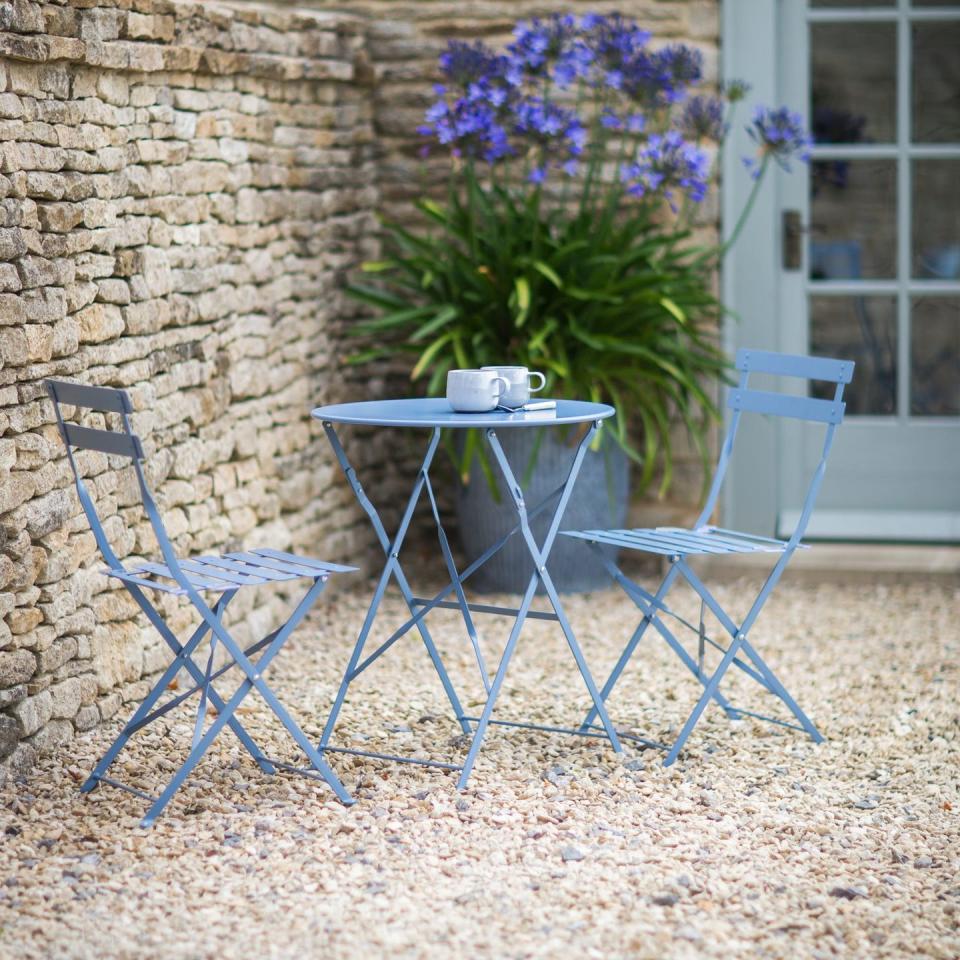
[
  {"x1": 136, "y1": 561, "x2": 234, "y2": 592},
  {"x1": 702, "y1": 525, "x2": 789, "y2": 546},
  {"x1": 105, "y1": 569, "x2": 186, "y2": 595},
  {"x1": 190, "y1": 555, "x2": 299, "y2": 583},
  {"x1": 254, "y1": 548, "x2": 357, "y2": 574},
  {"x1": 693, "y1": 529, "x2": 787, "y2": 553},
  {"x1": 615, "y1": 529, "x2": 737, "y2": 555},
  {"x1": 231, "y1": 552, "x2": 324, "y2": 578},
  {"x1": 646, "y1": 529, "x2": 743, "y2": 554},
  {"x1": 178, "y1": 558, "x2": 267, "y2": 587},
  {"x1": 567, "y1": 529, "x2": 680, "y2": 555}
]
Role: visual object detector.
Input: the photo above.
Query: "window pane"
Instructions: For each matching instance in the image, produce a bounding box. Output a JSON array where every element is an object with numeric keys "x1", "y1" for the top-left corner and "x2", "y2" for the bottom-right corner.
[
  {"x1": 811, "y1": 23, "x2": 896, "y2": 144},
  {"x1": 913, "y1": 160, "x2": 960, "y2": 279},
  {"x1": 810, "y1": 296, "x2": 897, "y2": 415},
  {"x1": 810, "y1": 160, "x2": 897, "y2": 279},
  {"x1": 912, "y1": 21, "x2": 960, "y2": 142},
  {"x1": 911, "y1": 298, "x2": 960, "y2": 416}
]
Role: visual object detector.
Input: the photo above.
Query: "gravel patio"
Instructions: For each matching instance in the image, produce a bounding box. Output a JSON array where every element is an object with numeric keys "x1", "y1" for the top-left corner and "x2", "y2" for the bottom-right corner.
[{"x1": 0, "y1": 575, "x2": 957, "y2": 960}]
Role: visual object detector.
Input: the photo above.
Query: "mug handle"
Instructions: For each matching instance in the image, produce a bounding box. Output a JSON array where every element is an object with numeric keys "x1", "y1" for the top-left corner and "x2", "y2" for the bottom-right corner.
[
  {"x1": 528, "y1": 371, "x2": 546, "y2": 393},
  {"x1": 492, "y1": 376, "x2": 510, "y2": 399}
]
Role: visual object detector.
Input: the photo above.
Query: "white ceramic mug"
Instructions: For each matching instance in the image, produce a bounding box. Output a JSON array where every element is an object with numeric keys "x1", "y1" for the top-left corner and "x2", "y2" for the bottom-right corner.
[
  {"x1": 446, "y1": 369, "x2": 509, "y2": 412},
  {"x1": 481, "y1": 365, "x2": 546, "y2": 409}
]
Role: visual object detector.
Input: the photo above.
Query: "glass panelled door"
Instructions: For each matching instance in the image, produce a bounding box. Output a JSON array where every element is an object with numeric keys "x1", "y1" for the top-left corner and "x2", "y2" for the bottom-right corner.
[{"x1": 778, "y1": 0, "x2": 960, "y2": 540}]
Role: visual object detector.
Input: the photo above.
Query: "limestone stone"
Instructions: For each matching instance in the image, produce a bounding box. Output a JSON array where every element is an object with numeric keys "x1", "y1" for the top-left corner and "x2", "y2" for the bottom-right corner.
[
  {"x1": 37, "y1": 202, "x2": 83, "y2": 233},
  {"x1": 0, "y1": 227, "x2": 27, "y2": 260},
  {"x1": 0, "y1": 648, "x2": 36, "y2": 686},
  {"x1": 0, "y1": 324, "x2": 29, "y2": 363},
  {"x1": 97, "y1": 690, "x2": 122, "y2": 721},
  {"x1": 27, "y1": 717, "x2": 72, "y2": 754},
  {"x1": 10, "y1": 689, "x2": 52, "y2": 737},
  {"x1": 72, "y1": 703, "x2": 99, "y2": 731},
  {"x1": 37, "y1": 636, "x2": 78, "y2": 674},
  {"x1": 0, "y1": 437, "x2": 15, "y2": 470},
  {"x1": 0, "y1": 683, "x2": 27, "y2": 709},
  {"x1": 49, "y1": 676, "x2": 82, "y2": 719},
  {"x1": 7, "y1": 606, "x2": 43, "y2": 635},
  {"x1": 77, "y1": 301, "x2": 124, "y2": 343},
  {"x1": 0, "y1": 714, "x2": 19, "y2": 760},
  {"x1": 0, "y1": 262, "x2": 21, "y2": 291},
  {"x1": 24, "y1": 321, "x2": 52, "y2": 361}
]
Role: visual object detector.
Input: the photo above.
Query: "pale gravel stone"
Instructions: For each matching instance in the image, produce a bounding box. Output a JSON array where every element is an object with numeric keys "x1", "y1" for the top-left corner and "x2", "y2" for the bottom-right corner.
[{"x1": 0, "y1": 580, "x2": 956, "y2": 960}]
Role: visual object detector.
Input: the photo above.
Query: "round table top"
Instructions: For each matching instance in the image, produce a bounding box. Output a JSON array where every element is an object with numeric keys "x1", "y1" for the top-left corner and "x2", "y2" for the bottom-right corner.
[{"x1": 311, "y1": 397, "x2": 615, "y2": 429}]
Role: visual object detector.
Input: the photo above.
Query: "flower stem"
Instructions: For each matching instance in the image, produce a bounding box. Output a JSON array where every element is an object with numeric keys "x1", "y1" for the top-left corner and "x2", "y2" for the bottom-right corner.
[{"x1": 718, "y1": 156, "x2": 768, "y2": 258}]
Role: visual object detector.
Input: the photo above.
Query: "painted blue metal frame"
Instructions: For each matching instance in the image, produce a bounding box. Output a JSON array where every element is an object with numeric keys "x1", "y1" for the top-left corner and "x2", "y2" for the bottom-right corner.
[
  {"x1": 564, "y1": 350, "x2": 855, "y2": 766},
  {"x1": 312, "y1": 399, "x2": 623, "y2": 788},
  {"x1": 45, "y1": 379, "x2": 357, "y2": 826}
]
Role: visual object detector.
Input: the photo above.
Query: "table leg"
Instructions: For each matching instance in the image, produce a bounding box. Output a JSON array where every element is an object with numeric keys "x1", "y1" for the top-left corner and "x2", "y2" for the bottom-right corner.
[
  {"x1": 457, "y1": 421, "x2": 623, "y2": 790},
  {"x1": 319, "y1": 425, "x2": 470, "y2": 750}
]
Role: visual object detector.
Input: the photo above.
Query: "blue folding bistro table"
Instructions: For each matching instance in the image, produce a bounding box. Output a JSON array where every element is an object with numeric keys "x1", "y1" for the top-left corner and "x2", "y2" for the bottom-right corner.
[{"x1": 311, "y1": 398, "x2": 629, "y2": 788}]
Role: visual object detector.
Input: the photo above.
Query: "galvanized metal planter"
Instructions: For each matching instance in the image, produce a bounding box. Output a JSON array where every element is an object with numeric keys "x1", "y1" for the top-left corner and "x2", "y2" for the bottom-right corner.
[{"x1": 456, "y1": 427, "x2": 629, "y2": 594}]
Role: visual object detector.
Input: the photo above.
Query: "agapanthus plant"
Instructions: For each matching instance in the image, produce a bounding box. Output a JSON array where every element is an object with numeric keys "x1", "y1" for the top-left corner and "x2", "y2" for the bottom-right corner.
[{"x1": 350, "y1": 13, "x2": 811, "y2": 495}]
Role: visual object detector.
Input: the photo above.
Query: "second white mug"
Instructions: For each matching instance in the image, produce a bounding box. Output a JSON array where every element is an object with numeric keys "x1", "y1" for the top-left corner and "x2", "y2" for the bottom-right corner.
[{"x1": 481, "y1": 365, "x2": 546, "y2": 409}]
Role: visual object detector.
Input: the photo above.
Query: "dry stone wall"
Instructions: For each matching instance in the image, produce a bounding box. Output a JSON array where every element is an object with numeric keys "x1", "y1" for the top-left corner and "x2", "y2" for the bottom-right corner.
[{"x1": 0, "y1": 0, "x2": 388, "y2": 784}]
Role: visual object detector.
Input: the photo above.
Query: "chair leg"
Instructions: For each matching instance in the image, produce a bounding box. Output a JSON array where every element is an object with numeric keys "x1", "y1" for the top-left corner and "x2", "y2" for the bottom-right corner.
[
  {"x1": 82, "y1": 594, "x2": 274, "y2": 793},
  {"x1": 119, "y1": 587, "x2": 275, "y2": 775},
  {"x1": 580, "y1": 556, "x2": 735, "y2": 732},
  {"x1": 664, "y1": 632, "x2": 747, "y2": 767},
  {"x1": 138, "y1": 577, "x2": 351, "y2": 826},
  {"x1": 675, "y1": 560, "x2": 822, "y2": 744},
  {"x1": 738, "y1": 638, "x2": 824, "y2": 742}
]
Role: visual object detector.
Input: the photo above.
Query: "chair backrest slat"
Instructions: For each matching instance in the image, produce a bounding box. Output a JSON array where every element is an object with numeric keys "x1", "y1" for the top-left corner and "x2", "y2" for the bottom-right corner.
[
  {"x1": 727, "y1": 388, "x2": 845, "y2": 425},
  {"x1": 736, "y1": 348, "x2": 854, "y2": 384},
  {"x1": 61, "y1": 422, "x2": 145, "y2": 460},
  {"x1": 46, "y1": 378, "x2": 133, "y2": 413}
]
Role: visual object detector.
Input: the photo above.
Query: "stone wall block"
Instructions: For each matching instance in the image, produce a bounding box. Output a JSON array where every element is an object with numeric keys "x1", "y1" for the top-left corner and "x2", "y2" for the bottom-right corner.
[
  {"x1": 0, "y1": 714, "x2": 18, "y2": 760},
  {"x1": 48, "y1": 676, "x2": 81, "y2": 719},
  {"x1": 76, "y1": 301, "x2": 124, "y2": 343},
  {"x1": 27, "y1": 717, "x2": 72, "y2": 754},
  {"x1": 10, "y1": 688, "x2": 51, "y2": 737},
  {"x1": 72, "y1": 703, "x2": 99, "y2": 731},
  {"x1": 0, "y1": 648, "x2": 36, "y2": 687},
  {"x1": 0, "y1": 227, "x2": 28, "y2": 261}
]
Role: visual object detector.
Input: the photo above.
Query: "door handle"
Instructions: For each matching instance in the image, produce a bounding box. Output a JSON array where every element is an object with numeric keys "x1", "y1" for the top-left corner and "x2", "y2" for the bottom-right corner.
[
  {"x1": 782, "y1": 210, "x2": 803, "y2": 271},
  {"x1": 782, "y1": 211, "x2": 825, "y2": 271}
]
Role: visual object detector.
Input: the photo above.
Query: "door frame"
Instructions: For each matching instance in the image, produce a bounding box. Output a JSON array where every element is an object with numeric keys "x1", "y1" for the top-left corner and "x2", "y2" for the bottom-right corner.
[{"x1": 721, "y1": 0, "x2": 785, "y2": 536}]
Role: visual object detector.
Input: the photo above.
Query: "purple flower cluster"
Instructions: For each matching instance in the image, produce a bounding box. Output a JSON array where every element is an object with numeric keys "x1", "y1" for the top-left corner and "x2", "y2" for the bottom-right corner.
[
  {"x1": 743, "y1": 106, "x2": 813, "y2": 178},
  {"x1": 622, "y1": 132, "x2": 710, "y2": 207},
  {"x1": 681, "y1": 95, "x2": 726, "y2": 142},
  {"x1": 418, "y1": 13, "x2": 810, "y2": 207},
  {"x1": 513, "y1": 98, "x2": 586, "y2": 179},
  {"x1": 509, "y1": 14, "x2": 593, "y2": 87}
]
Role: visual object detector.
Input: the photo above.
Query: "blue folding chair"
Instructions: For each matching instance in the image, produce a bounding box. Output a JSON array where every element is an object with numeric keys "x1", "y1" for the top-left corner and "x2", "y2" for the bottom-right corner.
[
  {"x1": 563, "y1": 349, "x2": 854, "y2": 766},
  {"x1": 46, "y1": 379, "x2": 357, "y2": 826}
]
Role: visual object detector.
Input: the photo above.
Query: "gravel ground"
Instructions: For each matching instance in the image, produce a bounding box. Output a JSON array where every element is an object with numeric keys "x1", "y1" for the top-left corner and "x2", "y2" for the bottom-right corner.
[{"x1": 1, "y1": 576, "x2": 958, "y2": 960}]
